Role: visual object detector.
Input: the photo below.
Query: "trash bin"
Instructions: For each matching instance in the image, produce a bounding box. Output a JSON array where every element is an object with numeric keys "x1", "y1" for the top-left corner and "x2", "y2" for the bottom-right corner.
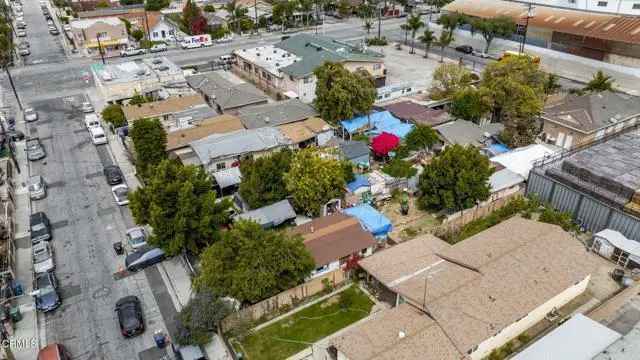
[
  {"x1": 113, "y1": 242, "x2": 124, "y2": 255},
  {"x1": 9, "y1": 306, "x2": 21, "y2": 322},
  {"x1": 153, "y1": 331, "x2": 166, "y2": 348}
]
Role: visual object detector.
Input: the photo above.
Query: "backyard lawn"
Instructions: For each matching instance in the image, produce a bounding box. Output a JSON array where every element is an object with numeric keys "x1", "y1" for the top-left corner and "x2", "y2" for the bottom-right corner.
[{"x1": 237, "y1": 286, "x2": 374, "y2": 360}]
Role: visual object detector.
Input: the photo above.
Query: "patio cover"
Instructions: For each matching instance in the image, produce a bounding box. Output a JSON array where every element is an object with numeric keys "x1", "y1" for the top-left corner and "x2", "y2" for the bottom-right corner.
[
  {"x1": 371, "y1": 132, "x2": 400, "y2": 156},
  {"x1": 213, "y1": 166, "x2": 242, "y2": 189},
  {"x1": 343, "y1": 204, "x2": 393, "y2": 238}
]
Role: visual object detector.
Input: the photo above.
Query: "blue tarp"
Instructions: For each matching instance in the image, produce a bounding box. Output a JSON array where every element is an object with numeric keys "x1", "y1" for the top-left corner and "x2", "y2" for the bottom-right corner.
[
  {"x1": 343, "y1": 204, "x2": 393, "y2": 238},
  {"x1": 346, "y1": 175, "x2": 370, "y2": 193},
  {"x1": 341, "y1": 111, "x2": 414, "y2": 139}
]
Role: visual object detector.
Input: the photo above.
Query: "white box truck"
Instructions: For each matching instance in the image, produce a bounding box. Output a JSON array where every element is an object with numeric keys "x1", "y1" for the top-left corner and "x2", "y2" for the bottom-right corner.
[{"x1": 181, "y1": 34, "x2": 213, "y2": 49}]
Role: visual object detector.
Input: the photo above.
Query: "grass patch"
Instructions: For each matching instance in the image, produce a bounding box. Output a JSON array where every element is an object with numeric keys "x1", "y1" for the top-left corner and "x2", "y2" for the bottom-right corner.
[
  {"x1": 239, "y1": 286, "x2": 373, "y2": 360},
  {"x1": 382, "y1": 159, "x2": 417, "y2": 179}
]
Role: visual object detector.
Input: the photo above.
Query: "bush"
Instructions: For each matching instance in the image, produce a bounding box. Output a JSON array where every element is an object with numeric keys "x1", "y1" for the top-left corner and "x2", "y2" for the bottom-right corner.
[
  {"x1": 101, "y1": 104, "x2": 126, "y2": 128},
  {"x1": 366, "y1": 37, "x2": 388, "y2": 46},
  {"x1": 321, "y1": 278, "x2": 334, "y2": 294},
  {"x1": 382, "y1": 159, "x2": 417, "y2": 179},
  {"x1": 538, "y1": 207, "x2": 577, "y2": 232},
  {"x1": 203, "y1": 4, "x2": 216, "y2": 12},
  {"x1": 59, "y1": 16, "x2": 69, "y2": 24}
]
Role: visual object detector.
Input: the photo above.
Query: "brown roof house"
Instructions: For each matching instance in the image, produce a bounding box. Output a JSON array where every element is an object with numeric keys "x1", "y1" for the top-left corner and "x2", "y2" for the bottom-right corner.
[
  {"x1": 329, "y1": 217, "x2": 600, "y2": 360},
  {"x1": 290, "y1": 213, "x2": 377, "y2": 279},
  {"x1": 278, "y1": 117, "x2": 334, "y2": 148},
  {"x1": 541, "y1": 91, "x2": 640, "y2": 150},
  {"x1": 70, "y1": 17, "x2": 129, "y2": 58},
  {"x1": 122, "y1": 94, "x2": 216, "y2": 131}
]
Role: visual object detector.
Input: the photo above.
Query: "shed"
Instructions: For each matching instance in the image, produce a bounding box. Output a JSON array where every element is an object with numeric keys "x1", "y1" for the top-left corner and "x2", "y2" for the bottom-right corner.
[
  {"x1": 233, "y1": 199, "x2": 296, "y2": 229},
  {"x1": 343, "y1": 204, "x2": 392, "y2": 239},
  {"x1": 591, "y1": 229, "x2": 640, "y2": 268},
  {"x1": 213, "y1": 166, "x2": 242, "y2": 190}
]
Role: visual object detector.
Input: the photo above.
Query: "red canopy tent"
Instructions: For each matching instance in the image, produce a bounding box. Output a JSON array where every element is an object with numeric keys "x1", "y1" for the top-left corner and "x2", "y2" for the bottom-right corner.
[{"x1": 371, "y1": 132, "x2": 400, "y2": 156}]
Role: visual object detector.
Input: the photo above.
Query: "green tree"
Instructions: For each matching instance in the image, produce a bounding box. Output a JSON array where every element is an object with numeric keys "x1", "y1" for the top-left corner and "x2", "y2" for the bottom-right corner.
[
  {"x1": 175, "y1": 290, "x2": 232, "y2": 346},
  {"x1": 583, "y1": 70, "x2": 615, "y2": 93},
  {"x1": 405, "y1": 124, "x2": 439, "y2": 152},
  {"x1": 120, "y1": 18, "x2": 132, "y2": 34},
  {"x1": 203, "y1": 4, "x2": 216, "y2": 12},
  {"x1": 418, "y1": 29, "x2": 435, "y2": 58},
  {"x1": 407, "y1": 14, "x2": 424, "y2": 54},
  {"x1": 418, "y1": 144, "x2": 493, "y2": 212},
  {"x1": 382, "y1": 159, "x2": 417, "y2": 178},
  {"x1": 272, "y1": 0, "x2": 296, "y2": 29},
  {"x1": 101, "y1": 104, "x2": 126, "y2": 128},
  {"x1": 129, "y1": 160, "x2": 231, "y2": 255},
  {"x1": 284, "y1": 148, "x2": 347, "y2": 216},
  {"x1": 435, "y1": 30, "x2": 454, "y2": 62},
  {"x1": 96, "y1": 1, "x2": 110, "y2": 8},
  {"x1": 543, "y1": 73, "x2": 562, "y2": 97},
  {"x1": 337, "y1": 0, "x2": 351, "y2": 18},
  {"x1": 129, "y1": 90, "x2": 152, "y2": 105},
  {"x1": 182, "y1": 0, "x2": 202, "y2": 34},
  {"x1": 129, "y1": 118, "x2": 167, "y2": 177},
  {"x1": 429, "y1": 63, "x2": 473, "y2": 100},
  {"x1": 145, "y1": 0, "x2": 170, "y2": 11},
  {"x1": 358, "y1": 3, "x2": 374, "y2": 35},
  {"x1": 450, "y1": 87, "x2": 491, "y2": 123},
  {"x1": 437, "y1": 12, "x2": 465, "y2": 32},
  {"x1": 238, "y1": 149, "x2": 293, "y2": 209},
  {"x1": 471, "y1": 16, "x2": 515, "y2": 53},
  {"x1": 298, "y1": 0, "x2": 313, "y2": 26},
  {"x1": 342, "y1": 160, "x2": 355, "y2": 183},
  {"x1": 225, "y1": 0, "x2": 249, "y2": 33},
  {"x1": 194, "y1": 221, "x2": 315, "y2": 304},
  {"x1": 314, "y1": 62, "x2": 376, "y2": 125},
  {"x1": 131, "y1": 28, "x2": 144, "y2": 42}
]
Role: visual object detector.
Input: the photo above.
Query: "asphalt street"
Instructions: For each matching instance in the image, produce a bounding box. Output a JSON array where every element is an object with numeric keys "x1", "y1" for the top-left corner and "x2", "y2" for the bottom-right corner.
[
  {"x1": 17, "y1": 0, "x2": 65, "y2": 65},
  {"x1": 29, "y1": 95, "x2": 169, "y2": 359}
]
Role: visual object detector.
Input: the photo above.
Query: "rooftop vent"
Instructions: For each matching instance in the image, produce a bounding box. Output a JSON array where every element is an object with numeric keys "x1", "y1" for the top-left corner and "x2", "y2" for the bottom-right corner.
[
  {"x1": 264, "y1": 116, "x2": 270, "y2": 123},
  {"x1": 398, "y1": 331, "x2": 406, "y2": 339}
]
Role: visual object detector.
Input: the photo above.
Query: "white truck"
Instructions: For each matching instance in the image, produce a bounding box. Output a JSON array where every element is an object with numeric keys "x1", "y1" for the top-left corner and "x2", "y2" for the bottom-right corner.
[{"x1": 180, "y1": 34, "x2": 212, "y2": 49}]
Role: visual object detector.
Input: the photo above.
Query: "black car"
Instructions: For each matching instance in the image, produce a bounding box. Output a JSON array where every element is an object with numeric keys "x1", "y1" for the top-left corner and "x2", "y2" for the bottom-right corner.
[
  {"x1": 115, "y1": 296, "x2": 144, "y2": 338},
  {"x1": 30, "y1": 212, "x2": 51, "y2": 244},
  {"x1": 103, "y1": 165, "x2": 123, "y2": 185},
  {"x1": 125, "y1": 246, "x2": 165, "y2": 272},
  {"x1": 455, "y1": 45, "x2": 474, "y2": 54},
  {"x1": 35, "y1": 272, "x2": 61, "y2": 312}
]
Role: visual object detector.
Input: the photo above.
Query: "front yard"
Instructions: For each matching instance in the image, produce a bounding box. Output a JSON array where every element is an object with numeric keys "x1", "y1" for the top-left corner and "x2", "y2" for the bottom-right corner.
[{"x1": 235, "y1": 286, "x2": 374, "y2": 360}]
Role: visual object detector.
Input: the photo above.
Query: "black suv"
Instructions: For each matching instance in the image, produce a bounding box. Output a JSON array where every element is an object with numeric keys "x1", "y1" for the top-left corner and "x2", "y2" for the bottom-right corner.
[
  {"x1": 115, "y1": 296, "x2": 144, "y2": 338},
  {"x1": 455, "y1": 45, "x2": 474, "y2": 54},
  {"x1": 103, "y1": 165, "x2": 123, "y2": 185},
  {"x1": 30, "y1": 212, "x2": 51, "y2": 244}
]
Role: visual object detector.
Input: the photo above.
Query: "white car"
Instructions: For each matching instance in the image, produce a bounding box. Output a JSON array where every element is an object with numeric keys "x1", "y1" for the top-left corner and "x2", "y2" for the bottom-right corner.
[
  {"x1": 24, "y1": 107, "x2": 38, "y2": 122},
  {"x1": 149, "y1": 43, "x2": 167, "y2": 53},
  {"x1": 120, "y1": 47, "x2": 145, "y2": 57},
  {"x1": 63, "y1": 24, "x2": 71, "y2": 32},
  {"x1": 111, "y1": 184, "x2": 129, "y2": 206},
  {"x1": 81, "y1": 101, "x2": 94, "y2": 113},
  {"x1": 33, "y1": 241, "x2": 54, "y2": 274},
  {"x1": 84, "y1": 113, "x2": 100, "y2": 129},
  {"x1": 126, "y1": 227, "x2": 147, "y2": 249},
  {"x1": 16, "y1": 30, "x2": 26, "y2": 37},
  {"x1": 89, "y1": 126, "x2": 107, "y2": 145}
]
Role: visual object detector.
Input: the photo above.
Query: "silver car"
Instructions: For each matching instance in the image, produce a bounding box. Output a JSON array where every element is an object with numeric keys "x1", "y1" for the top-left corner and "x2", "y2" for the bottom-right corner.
[
  {"x1": 126, "y1": 227, "x2": 147, "y2": 249},
  {"x1": 26, "y1": 138, "x2": 45, "y2": 161},
  {"x1": 24, "y1": 107, "x2": 38, "y2": 122},
  {"x1": 33, "y1": 241, "x2": 54, "y2": 274},
  {"x1": 80, "y1": 101, "x2": 94, "y2": 113},
  {"x1": 28, "y1": 175, "x2": 46, "y2": 200}
]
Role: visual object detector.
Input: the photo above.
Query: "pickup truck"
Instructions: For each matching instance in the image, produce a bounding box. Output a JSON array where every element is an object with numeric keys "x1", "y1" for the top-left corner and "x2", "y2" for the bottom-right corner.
[
  {"x1": 26, "y1": 137, "x2": 46, "y2": 161},
  {"x1": 120, "y1": 47, "x2": 145, "y2": 57}
]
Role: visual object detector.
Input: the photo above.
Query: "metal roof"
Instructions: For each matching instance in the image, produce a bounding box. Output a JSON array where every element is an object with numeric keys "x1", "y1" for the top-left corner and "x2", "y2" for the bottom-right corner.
[
  {"x1": 233, "y1": 199, "x2": 297, "y2": 228},
  {"x1": 237, "y1": 99, "x2": 318, "y2": 129},
  {"x1": 190, "y1": 127, "x2": 290, "y2": 163}
]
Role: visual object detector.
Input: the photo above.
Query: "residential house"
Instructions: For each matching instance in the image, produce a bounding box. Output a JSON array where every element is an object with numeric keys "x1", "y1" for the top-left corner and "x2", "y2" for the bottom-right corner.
[
  {"x1": 186, "y1": 127, "x2": 291, "y2": 173},
  {"x1": 70, "y1": 17, "x2": 128, "y2": 58},
  {"x1": 186, "y1": 72, "x2": 269, "y2": 112},
  {"x1": 330, "y1": 217, "x2": 600, "y2": 360},
  {"x1": 290, "y1": 213, "x2": 376, "y2": 279},
  {"x1": 122, "y1": 94, "x2": 212, "y2": 131},
  {"x1": 233, "y1": 34, "x2": 385, "y2": 103},
  {"x1": 149, "y1": 17, "x2": 177, "y2": 42},
  {"x1": 234, "y1": 199, "x2": 297, "y2": 229},
  {"x1": 338, "y1": 140, "x2": 370, "y2": 168},
  {"x1": 236, "y1": 99, "x2": 318, "y2": 129},
  {"x1": 434, "y1": 120, "x2": 503, "y2": 148},
  {"x1": 383, "y1": 100, "x2": 451, "y2": 127},
  {"x1": 541, "y1": 91, "x2": 640, "y2": 150},
  {"x1": 77, "y1": 7, "x2": 162, "y2": 36},
  {"x1": 166, "y1": 114, "x2": 245, "y2": 154},
  {"x1": 91, "y1": 57, "x2": 186, "y2": 102},
  {"x1": 278, "y1": 117, "x2": 334, "y2": 148},
  {"x1": 203, "y1": 12, "x2": 226, "y2": 31}
]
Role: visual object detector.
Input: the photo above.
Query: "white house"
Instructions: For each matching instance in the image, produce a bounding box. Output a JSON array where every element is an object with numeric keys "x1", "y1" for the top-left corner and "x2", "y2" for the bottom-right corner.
[{"x1": 149, "y1": 18, "x2": 176, "y2": 42}]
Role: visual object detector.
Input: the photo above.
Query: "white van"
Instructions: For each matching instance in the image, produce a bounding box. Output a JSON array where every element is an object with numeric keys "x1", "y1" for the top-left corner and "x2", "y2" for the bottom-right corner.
[
  {"x1": 84, "y1": 113, "x2": 101, "y2": 130},
  {"x1": 89, "y1": 126, "x2": 107, "y2": 145},
  {"x1": 181, "y1": 34, "x2": 212, "y2": 49}
]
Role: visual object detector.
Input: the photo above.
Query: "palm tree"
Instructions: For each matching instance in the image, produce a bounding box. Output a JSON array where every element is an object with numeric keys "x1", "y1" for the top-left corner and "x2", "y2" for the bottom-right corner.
[
  {"x1": 400, "y1": 23, "x2": 409, "y2": 45},
  {"x1": 435, "y1": 30, "x2": 454, "y2": 62},
  {"x1": 358, "y1": 3, "x2": 374, "y2": 35},
  {"x1": 407, "y1": 14, "x2": 424, "y2": 54},
  {"x1": 224, "y1": 0, "x2": 245, "y2": 34},
  {"x1": 583, "y1": 70, "x2": 615, "y2": 93},
  {"x1": 418, "y1": 29, "x2": 435, "y2": 58}
]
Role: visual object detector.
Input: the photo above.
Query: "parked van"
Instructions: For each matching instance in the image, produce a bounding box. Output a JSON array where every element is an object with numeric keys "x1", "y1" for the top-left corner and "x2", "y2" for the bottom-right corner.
[
  {"x1": 89, "y1": 126, "x2": 107, "y2": 145},
  {"x1": 84, "y1": 113, "x2": 100, "y2": 129},
  {"x1": 37, "y1": 343, "x2": 71, "y2": 360},
  {"x1": 181, "y1": 34, "x2": 212, "y2": 49}
]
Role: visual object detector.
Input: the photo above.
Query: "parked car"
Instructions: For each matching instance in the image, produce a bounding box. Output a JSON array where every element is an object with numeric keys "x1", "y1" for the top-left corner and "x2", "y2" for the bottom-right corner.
[
  {"x1": 89, "y1": 126, "x2": 107, "y2": 145},
  {"x1": 28, "y1": 175, "x2": 46, "y2": 200},
  {"x1": 46, "y1": 19, "x2": 53, "y2": 26},
  {"x1": 455, "y1": 45, "x2": 474, "y2": 54},
  {"x1": 125, "y1": 227, "x2": 147, "y2": 249},
  {"x1": 24, "y1": 107, "x2": 38, "y2": 122},
  {"x1": 149, "y1": 43, "x2": 167, "y2": 53},
  {"x1": 63, "y1": 24, "x2": 71, "y2": 32},
  {"x1": 16, "y1": 21, "x2": 26, "y2": 29},
  {"x1": 37, "y1": 343, "x2": 71, "y2": 360},
  {"x1": 18, "y1": 40, "x2": 29, "y2": 48},
  {"x1": 115, "y1": 296, "x2": 144, "y2": 338},
  {"x1": 34, "y1": 271, "x2": 60, "y2": 312},
  {"x1": 30, "y1": 212, "x2": 51, "y2": 244},
  {"x1": 33, "y1": 241, "x2": 54, "y2": 274},
  {"x1": 26, "y1": 137, "x2": 46, "y2": 161},
  {"x1": 112, "y1": 184, "x2": 129, "y2": 206},
  {"x1": 125, "y1": 246, "x2": 165, "y2": 272},
  {"x1": 49, "y1": 27, "x2": 59, "y2": 35},
  {"x1": 18, "y1": 46, "x2": 30, "y2": 56},
  {"x1": 80, "y1": 101, "x2": 94, "y2": 113},
  {"x1": 104, "y1": 165, "x2": 123, "y2": 185},
  {"x1": 16, "y1": 29, "x2": 26, "y2": 37},
  {"x1": 120, "y1": 47, "x2": 145, "y2": 57},
  {"x1": 84, "y1": 113, "x2": 100, "y2": 129}
]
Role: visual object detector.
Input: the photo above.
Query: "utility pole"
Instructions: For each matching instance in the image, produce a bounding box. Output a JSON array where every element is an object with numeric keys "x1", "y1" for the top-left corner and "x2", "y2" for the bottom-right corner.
[
  {"x1": 143, "y1": 9, "x2": 151, "y2": 42},
  {"x1": 377, "y1": 2, "x2": 382, "y2": 40},
  {"x1": 519, "y1": 2, "x2": 534, "y2": 54},
  {"x1": 96, "y1": 34, "x2": 106, "y2": 64},
  {"x1": 253, "y1": 0, "x2": 258, "y2": 34}
]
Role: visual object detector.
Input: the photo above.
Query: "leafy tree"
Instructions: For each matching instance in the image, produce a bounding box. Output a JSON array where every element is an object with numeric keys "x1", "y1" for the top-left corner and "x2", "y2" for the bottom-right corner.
[
  {"x1": 129, "y1": 160, "x2": 231, "y2": 255},
  {"x1": 175, "y1": 290, "x2": 232, "y2": 346},
  {"x1": 298, "y1": 0, "x2": 314, "y2": 26},
  {"x1": 120, "y1": 17, "x2": 132, "y2": 34},
  {"x1": 342, "y1": 161, "x2": 355, "y2": 183},
  {"x1": 450, "y1": 87, "x2": 491, "y2": 123},
  {"x1": 131, "y1": 28, "x2": 144, "y2": 42},
  {"x1": 209, "y1": 25, "x2": 230, "y2": 39},
  {"x1": 435, "y1": 30, "x2": 454, "y2": 62},
  {"x1": 194, "y1": 221, "x2": 315, "y2": 304},
  {"x1": 284, "y1": 148, "x2": 347, "y2": 216},
  {"x1": 429, "y1": 63, "x2": 473, "y2": 100},
  {"x1": 225, "y1": 0, "x2": 249, "y2": 33},
  {"x1": 96, "y1": 1, "x2": 110, "y2": 8},
  {"x1": 337, "y1": 0, "x2": 351, "y2": 18},
  {"x1": 129, "y1": 90, "x2": 152, "y2": 105},
  {"x1": 314, "y1": 62, "x2": 376, "y2": 125},
  {"x1": 471, "y1": 16, "x2": 515, "y2": 53},
  {"x1": 382, "y1": 159, "x2": 417, "y2": 178},
  {"x1": 543, "y1": 73, "x2": 562, "y2": 97},
  {"x1": 190, "y1": 15, "x2": 208, "y2": 34},
  {"x1": 129, "y1": 118, "x2": 167, "y2": 177},
  {"x1": 239, "y1": 149, "x2": 293, "y2": 209},
  {"x1": 358, "y1": 3, "x2": 374, "y2": 35},
  {"x1": 101, "y1": 104, "x2": 126, "y2": 128},
  {"x1": 405, "y1": 124, "x2": 439, "y2": 152},
  {"x1": 437, "y1": 12, "x2": 465, "y2": 32},
  {"x1": 120, "y1": 0, "x2": 143, "y2": 5},
  {"x1": 418, "y1": 144, "x2": 493, "y2": 212},
  {"x1": 272, "y1": 0, "x2": 296, "y2": 29},
  {"x1": 407, "y1": 14, "x2": 424, "y2": 54},
  {"x1": 182, "y1": 0, "x2": 202, "y2": 32},
  {"x1": 583, "y1": 70, "x2": 615, "y2": 93},
  {"x1": 145, "y1": 0, "x2": 170, "y2": 11},
  {"x1": 203, "y1": 4, "x2": 216, "y2": 12},
  {"x1": 419, "y1": 29, "x2": 435, "y2": 58}
]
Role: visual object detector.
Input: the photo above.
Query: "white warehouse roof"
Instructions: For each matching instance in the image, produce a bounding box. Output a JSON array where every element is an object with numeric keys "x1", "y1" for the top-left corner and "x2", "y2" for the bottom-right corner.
[{"x1": 491, "y1": 144, "x2": 557, "y2": 179}]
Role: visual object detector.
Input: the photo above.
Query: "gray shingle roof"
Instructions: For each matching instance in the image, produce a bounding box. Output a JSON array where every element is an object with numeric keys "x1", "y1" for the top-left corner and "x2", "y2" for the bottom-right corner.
[
  {"x1": 340, "y1": 140, "x2": 369, "y2": 160},
  {"x1": 190, "y1": 127, "x2": 291, "y2": 163},
  {"x1": 434, "y1": 120, "x2": 503, "y2": 147},
  {"x1": 237, "y1": 99, "x2": 318, "y2": 129},
  {"x1": 234, "y1": 199, "x2": 297, "y2": 228},
  {"x1": 275, "y1": 34, "x2": 384, "y2": 77},
  {"x1": 186, "y1": 72, "x2": 268, "y2": 111}
]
